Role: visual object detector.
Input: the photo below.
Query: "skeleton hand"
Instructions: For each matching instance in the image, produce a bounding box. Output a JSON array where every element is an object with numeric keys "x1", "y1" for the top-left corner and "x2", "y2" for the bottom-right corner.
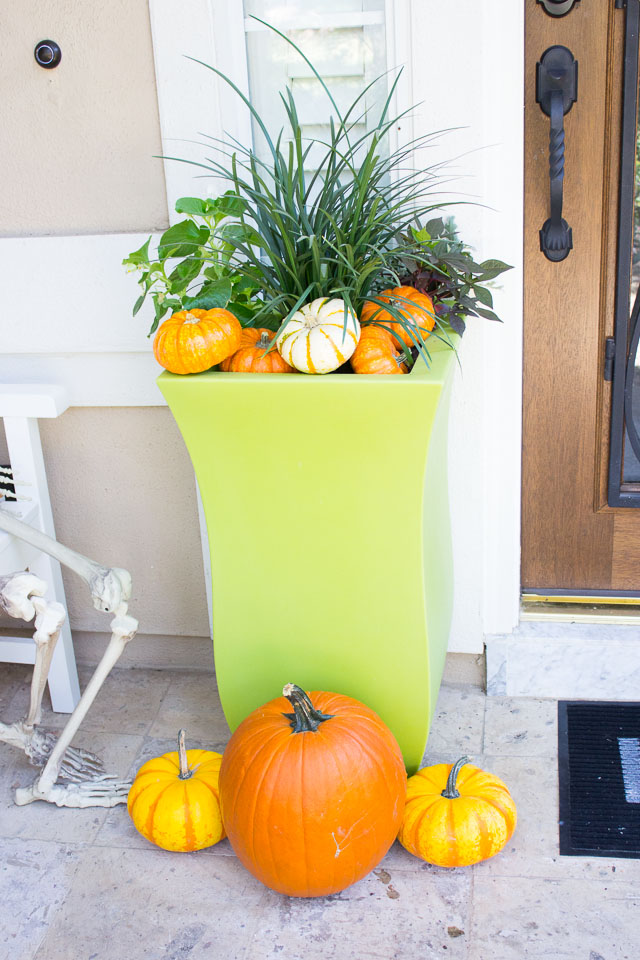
[{"x1": 25, "y1": 728, "x2": 105, "y2": 780}]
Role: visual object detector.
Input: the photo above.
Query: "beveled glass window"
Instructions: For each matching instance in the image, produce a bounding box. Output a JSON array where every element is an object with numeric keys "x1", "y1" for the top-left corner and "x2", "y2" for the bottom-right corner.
[{"x1": 609, "y1": 0, "x2": 640, "y2": 504}]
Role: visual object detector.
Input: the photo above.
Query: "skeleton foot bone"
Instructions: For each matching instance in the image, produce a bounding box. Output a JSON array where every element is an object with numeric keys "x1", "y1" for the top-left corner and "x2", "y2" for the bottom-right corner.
[{"x1": 15, "y1": 774, "x2": 132, "y2": 808}]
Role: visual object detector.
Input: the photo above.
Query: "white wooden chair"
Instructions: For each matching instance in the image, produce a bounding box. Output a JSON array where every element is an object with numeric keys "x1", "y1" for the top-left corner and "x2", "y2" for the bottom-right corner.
[{"x1": 0, "y1": 385, "x2": 80, "y2": 713}]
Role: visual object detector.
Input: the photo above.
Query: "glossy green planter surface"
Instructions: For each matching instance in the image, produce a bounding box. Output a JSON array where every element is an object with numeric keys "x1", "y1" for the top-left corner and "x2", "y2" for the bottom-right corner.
[{"x1": 158, "y1": 337, "x2": 456, "y2": 773}]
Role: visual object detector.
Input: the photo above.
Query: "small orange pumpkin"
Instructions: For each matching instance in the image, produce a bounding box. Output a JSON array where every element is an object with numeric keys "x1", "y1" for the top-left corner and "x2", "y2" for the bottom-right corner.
[
  {"x1": 350, "y1": 325, "x2": 409, "y2": 374},
  {"x1": 398, "y1": 757, "x2": 517, "y2": 867},
  {"x1": 360, "y1": 286, "x2": 436, "y2": 349},
  {"x1": 153, "y1": 308, "x2": 241, "y2": 374},
  {"x1": 220, "y1": 328, "x2": 295, "y2": 373},
  {"x1": 127, "y1": 730, "x2": 225, "y2": 852},
  {"x1": 219, "y1": 683, "x2": 407, "y2": 897}
]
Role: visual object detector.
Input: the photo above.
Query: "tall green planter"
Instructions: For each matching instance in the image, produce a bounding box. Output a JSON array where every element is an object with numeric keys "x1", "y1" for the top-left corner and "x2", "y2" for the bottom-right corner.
[{"x1": 159, "y1": 337, "x2": 456, "y2": 774}]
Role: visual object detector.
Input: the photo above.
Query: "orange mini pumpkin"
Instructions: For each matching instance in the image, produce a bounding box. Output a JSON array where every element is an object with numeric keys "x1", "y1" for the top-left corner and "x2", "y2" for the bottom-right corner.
[
  {"x1": 220, "y1": 328, "x2": 294, "y2": 373},
  {"x1": 153, "y1": 308, "x2": 241, "y2": 375},
  {"x1": 351, "y1": 325, "x2": 409, "y2": 374},
  {"x1": 127, "y1": 730, "x2": 225, "y2": 852},
  {"x1": 219, "y1": 683, "x2": 407, "y2": 898},
  {"x1": 398, "y1": 757, "x2": 517, "y2": 867},
  {"x1": 360, "y1": 286, "x2": 436, "y2": 349}
]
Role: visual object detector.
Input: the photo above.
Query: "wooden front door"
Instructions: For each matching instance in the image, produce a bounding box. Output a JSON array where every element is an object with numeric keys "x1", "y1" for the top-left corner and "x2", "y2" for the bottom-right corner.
[{"x1": 522, "y1": 0, "x2": 640, "y2": 597}]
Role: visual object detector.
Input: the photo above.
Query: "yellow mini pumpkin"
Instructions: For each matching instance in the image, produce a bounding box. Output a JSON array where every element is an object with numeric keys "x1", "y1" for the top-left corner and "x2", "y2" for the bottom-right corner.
[
  {"x1": 398, "y1": 757, "x2": 516, "y2": 867},
  {"x1": 127, "y1": 730, "x2": 225, "y2": 852}
]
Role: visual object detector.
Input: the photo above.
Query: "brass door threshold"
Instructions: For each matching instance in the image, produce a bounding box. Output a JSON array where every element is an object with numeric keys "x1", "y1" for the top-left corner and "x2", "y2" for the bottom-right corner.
[{"x1": 521, "y1": 596, "x2": 640, "y2": 624}]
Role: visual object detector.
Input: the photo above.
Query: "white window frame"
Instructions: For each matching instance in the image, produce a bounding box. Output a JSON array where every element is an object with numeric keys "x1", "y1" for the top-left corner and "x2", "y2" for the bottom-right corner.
[{"x1": 151, "y1": 0, "x2": 415, "y2": 217}]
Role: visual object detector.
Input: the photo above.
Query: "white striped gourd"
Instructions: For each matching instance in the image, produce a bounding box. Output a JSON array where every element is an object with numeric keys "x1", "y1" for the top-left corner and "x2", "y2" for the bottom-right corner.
[{"x1": 276, "y1": 297, "x2": 360, "y2": 374}]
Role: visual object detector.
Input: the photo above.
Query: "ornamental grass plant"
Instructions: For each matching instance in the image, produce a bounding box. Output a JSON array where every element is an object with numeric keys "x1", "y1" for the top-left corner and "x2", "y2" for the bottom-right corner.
[{"x1": 125, "y1": 19, "x2": 510, "y2": 367}]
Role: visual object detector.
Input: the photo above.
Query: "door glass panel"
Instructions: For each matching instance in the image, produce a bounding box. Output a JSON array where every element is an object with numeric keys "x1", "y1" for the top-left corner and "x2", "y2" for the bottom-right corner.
[
  {"x1": 622, "y1": 75, "x2": 640, "y2": 483},
  {"x1": 242, "y1": 0, "x2": 388, "y2": 173}
]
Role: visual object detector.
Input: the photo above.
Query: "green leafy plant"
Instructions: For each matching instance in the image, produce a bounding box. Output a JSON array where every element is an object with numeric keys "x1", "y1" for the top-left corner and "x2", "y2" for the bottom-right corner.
[
  {"x1": 390, "y1": 217, "x2": 511, "y2": 336},
  {"x1": 126, "y1": 18, "x2": 511, "y2": 359},
  {"x1": 123, "y1": 192, "x2": 265, "y2": 335}
]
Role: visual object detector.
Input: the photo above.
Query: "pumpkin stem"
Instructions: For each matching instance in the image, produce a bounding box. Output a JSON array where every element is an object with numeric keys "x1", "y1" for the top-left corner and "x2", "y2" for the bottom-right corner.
[
  {"x1": 258, "y1": 331, "x2": 272, "y2": 349},
  {"x1": 177, "y1": 729, "x2": 192, "y2": 779},
  {"x1": 441, "y1": 757, "x2": 471, "y2": 799},
  {"x1": 184, "y1": 312, "x2": 199, "y2": 324},
  {"x1": 282, "y1": 683, "x2": 334, "y2": 733}
]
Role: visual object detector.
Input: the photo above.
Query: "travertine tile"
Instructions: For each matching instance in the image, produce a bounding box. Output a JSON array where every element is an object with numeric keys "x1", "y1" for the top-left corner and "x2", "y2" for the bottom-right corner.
[
  {"x1": 247, "y1": 864, "x2": 471, "y2": 960},
  {"x1": 0, "y1": 837, "x2": 82, "y2": 960},
  {"x1": 423, "y1": 683, "x2": 486, "y2": 759},
  {"x1": 469, "y1": 875, "x2": 640, "y2": 960},
  {"x1": 148, "y1": 671, "x2": 231, "y2": 745},
  {"x1": 483, "y1": 698, "x2": 557, "y2": 757},
  {"x1": 0, "y1": 732, "x2": 142, "y2": 844},
  {"x1": 33, "y1": 844, "x2": 266, "y2": 960},
  {"x1": 476, "y1": 755, "x2": 640, "y2": 882},
  {"x1": 3, "y1": 665, "x2": 171, "y2": 735}
]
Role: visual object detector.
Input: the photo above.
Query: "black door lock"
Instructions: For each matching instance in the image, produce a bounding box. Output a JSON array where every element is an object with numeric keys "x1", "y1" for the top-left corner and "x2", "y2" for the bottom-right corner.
[
  {"x1": 537, "y1": 0, "x2": 581, "y2": 16},
  {"x1": 536, "y1": 45, "x2": 579, "y2": 262},
  {"x1": 34, "y1": 40, "x2": 61, "y2": 69}
]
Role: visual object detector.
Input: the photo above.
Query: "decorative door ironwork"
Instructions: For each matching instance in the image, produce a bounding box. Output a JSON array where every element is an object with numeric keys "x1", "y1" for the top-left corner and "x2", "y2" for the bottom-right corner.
[{"x1": 609, "y1": 0, "x2": 640, "y2": 505}]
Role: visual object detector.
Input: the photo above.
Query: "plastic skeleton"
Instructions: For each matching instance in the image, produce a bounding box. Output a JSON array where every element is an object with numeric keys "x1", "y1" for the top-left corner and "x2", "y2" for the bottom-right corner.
[{"x1": 0, "y1": 508, "x2": 138, "y2": 807}]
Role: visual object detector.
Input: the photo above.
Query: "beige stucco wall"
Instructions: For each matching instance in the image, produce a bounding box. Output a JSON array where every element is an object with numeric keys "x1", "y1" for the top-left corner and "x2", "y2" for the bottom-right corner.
[
  {"x1": 0, "y1": 4, "x2": 208, "y2": 646},
  {"x1": 0, "y1": 410, "x2": 210, "y2": 638},
  {"x1": 0, "y1": 0, "x2": 168, "y2": 236}
]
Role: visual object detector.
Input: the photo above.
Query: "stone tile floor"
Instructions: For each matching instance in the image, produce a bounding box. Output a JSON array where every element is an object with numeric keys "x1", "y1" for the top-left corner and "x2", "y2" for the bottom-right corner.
[{"x1": 1, "y1": 663, "x2": 638, "y2": 960}]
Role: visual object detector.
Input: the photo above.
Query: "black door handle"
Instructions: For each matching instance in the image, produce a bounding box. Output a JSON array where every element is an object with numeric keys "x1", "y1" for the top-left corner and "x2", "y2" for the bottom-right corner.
[{"x1": 536, "y1": 46, "x2": 578, "y2": 262}]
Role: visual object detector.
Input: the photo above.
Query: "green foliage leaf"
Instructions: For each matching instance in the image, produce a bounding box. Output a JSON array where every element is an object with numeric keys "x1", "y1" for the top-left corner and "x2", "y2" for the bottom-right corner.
[
  {"x1": 123, "y1": 237, "x2": 151, "y2": 267},
  {"x1": 183, "y1": 277, "x2": 232, "y2": 311},
  {"x1": 477, "y1": 259, "x2": 512, "y2": 281},
  {"x1": 132, "y1": 292, "x2": 147, "y2": 316},
  {"x1": 157, "y1": 221, "x2": 210, "y2": 259},
  {"x1": 473, "y1": 285, "x2": 493, "y2": 308},
  {"x1": 474, "y1": 307, "x2": 502, "y2": 322},
  {"x1": 174, "y1": 197, "x2": 209, "y2": 216},
  {"x1": 168, "y1": 257, "x2": 202, "y2": 292},
  {"x1": 212, "y1": 192, "x2": 247, "y2": 220}
]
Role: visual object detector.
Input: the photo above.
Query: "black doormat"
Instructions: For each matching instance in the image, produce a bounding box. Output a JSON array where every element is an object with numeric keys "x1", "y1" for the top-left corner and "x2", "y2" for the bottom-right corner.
[{"x1": 559, "y1": 701, "x2": 640, "y2": 858}]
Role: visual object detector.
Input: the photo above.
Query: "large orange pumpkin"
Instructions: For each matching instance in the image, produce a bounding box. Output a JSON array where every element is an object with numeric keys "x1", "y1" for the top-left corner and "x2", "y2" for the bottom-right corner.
[
  {"x1": 219, "y1": 684, "x2": 407, "y2": 897},
  {"x1": 350, "y1": 325, "x2": 409, "y2": 374},
  {"x1": 153, "y1": 308, "x2": 241, "y2": 374},
  {"x1": 398, "y1": 757, "x2": 517, "y2": 867},
  {"x1": 360, "y1": 286, "x2": 436, "y2": 349},
  {"x1": 220, "y1": 328, "x2": 294, "y2": 373}
]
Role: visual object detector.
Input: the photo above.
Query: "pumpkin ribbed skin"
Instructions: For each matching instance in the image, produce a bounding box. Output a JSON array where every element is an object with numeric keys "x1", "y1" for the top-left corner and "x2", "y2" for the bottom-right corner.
[
  {"x1": 398, "y1": 759, "x2": 517, "y2": 867},
  {"x1": 219, "y1": 685, "x2": 407, "y2": 897},
  {"x1": 350, "y1": 325, "x2": 408, "y2": 374},
  {"x1": 153, "y1": 308, "x2": 242, "y2": 375},
  {"x1": 220, "y1": 328, "x2": 294, "y2": 373},
  {"x1": 360, "y1": 286, "x2": 436, "y2": 349},
  {"x1": 276, "y1": 297, "x2": 360, "y2": 374},
  {"x1": 127, "y1": 746, "x2": 225, "y2": 852}
]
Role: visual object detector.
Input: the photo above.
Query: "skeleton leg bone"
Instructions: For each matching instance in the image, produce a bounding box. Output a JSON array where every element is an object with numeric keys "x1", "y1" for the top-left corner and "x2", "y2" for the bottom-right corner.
[
  {"x1": 0, "y1": 573, "x2": 105, "y2": 778},
  {"x1": 0, "y1": 509, "x2": 140, "y2": 806},
  {"x1": 15, "y1": 610, "x2": 139, "y2": 807}
]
